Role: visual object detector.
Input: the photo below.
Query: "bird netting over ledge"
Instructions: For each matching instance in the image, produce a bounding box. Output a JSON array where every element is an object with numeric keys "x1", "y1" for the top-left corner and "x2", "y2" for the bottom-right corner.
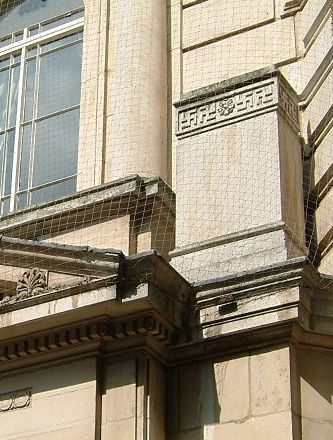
[{"x1": 0, "y1": 0, "x2": 331, "y2": 303}]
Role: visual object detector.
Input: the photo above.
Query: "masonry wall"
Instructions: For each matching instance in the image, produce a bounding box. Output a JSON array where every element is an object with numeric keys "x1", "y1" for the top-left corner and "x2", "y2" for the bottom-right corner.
[
  {"x1": 1, "y1": 358, "x2": 97, "y2": 440},
  {"x1": 169, "y1": 0, "x2": 332, "y2": 275}
]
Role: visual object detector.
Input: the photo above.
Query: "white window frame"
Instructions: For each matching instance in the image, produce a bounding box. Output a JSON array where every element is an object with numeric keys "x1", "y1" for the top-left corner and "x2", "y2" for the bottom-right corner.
[{"x1": 0, "y1": 7, "x2": 84, "y2": 213}]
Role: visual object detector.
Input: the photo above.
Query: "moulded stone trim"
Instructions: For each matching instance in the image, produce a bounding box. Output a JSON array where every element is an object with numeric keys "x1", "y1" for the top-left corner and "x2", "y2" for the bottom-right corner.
[
  {"x1": 0, "y1": 314, "x2": 174, "y2": 365},
  {"x1": 176, "y1": 74, "x2": 299, "y2": 137}
]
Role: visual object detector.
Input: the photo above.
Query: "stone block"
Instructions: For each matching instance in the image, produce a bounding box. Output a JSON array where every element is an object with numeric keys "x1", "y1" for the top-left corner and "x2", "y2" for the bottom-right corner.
[
  {"x1": 316, "y1": 186, "x2": 333, "y2": 246},
  {"x1": 103, "y1": 359, "x2": 137, "y2": 423},
  {"x1": 102, "y1": 419, "x2": 136, "y2": 440},
  {"x1": 148, "y1": 358, "x2": 166, "y2": 439},
  {"x1": 204, "y1": 411, "x2": 293, "y2": 440},
  {"x1": 300, "y1": 0, "x2": 329, "y2": 44},
  {"x1": 302, "y1": 419, "x2": 333, "y2": 440},
  {"x1": 302, "y1": 61, "x2": 333, "y2": 134},
  {"x1": 179, "y1": 363, "x2": 202, "y2": 431},
  {"x1": 299, "y1": 348, "x2": 333, "y2": 423},
  {"x1": 183, "y1": 0, "x2": 274, "y2": 49},
  {"x1": 175, "y1": 113, "x2": 282, "y2": 246},
  {"x1": 200, "y1": 287, "x2": 301, "y2": 337},
  {"x1": 281, "y1": 16, "x2": 333, "y2": 95},
  {"x1": 171, "y1": 228, "x2": 289, "y2": 282},
  {"x1": 313, "y1": 128, "x2": 333, "y2": 186},
  {"x1": 214, "y1": 356, "x2": 250, "y2": 423},
  {"x1": 1, "y1": 359, "x2": 97, "y2": 440},
  {"x1": 48, "y1": 215, "x2": 131, "y2": 254},
  {"x1": 183, "y1": 18, "x2": 296, "y2": 92},
  {"x1": 250, "y1": 346, "x2": 291, "y2": 416}
]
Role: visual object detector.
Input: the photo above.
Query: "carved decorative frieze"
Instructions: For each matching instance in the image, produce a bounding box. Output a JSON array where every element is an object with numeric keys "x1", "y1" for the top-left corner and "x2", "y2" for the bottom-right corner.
[
  {"x1": 16, "y1": 268, "x2": 48, "y2": 297},
  {"x1": 0, "y1": 314, "x2": 173, "y2": 364},
  {"x1": 0, "y1": 389, "x2": 31, "y2": 413},
  {"x1": 176, "y1": 76, "x2": 299, "y2": 137}
]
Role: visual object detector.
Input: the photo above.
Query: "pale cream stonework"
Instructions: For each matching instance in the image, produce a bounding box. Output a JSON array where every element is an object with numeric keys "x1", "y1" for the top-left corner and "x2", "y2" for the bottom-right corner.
[{"x1": 0, "y1": 1, "x2": 332, "y2": 440}]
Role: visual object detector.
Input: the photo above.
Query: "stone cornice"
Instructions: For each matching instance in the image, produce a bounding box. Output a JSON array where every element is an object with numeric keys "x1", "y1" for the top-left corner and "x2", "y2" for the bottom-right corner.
[
  {"x1": 0, "y1": 235, "x2": 122, "y2": 277},
  {"x1": 175, "y1": 70, "x2": 299, "y2": 138},
  {"x1": 0, "y1": 312, "x2": 175, "y2": 374},
  {"x1": 0, "y1": 175, "x2": 175, "y2": 240},
  {"x1": 193, "y1": 257, "x2": 320, "y2": 305}
]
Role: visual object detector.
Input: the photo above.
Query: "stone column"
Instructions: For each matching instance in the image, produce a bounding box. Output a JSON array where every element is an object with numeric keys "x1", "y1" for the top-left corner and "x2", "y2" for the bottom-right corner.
[
  {"x1": 77, "y1": 0, "x2": 168, "y2": 190},
  {"x1": 77, "y1": 0, "x2": 109, "y2": 190},
  {"x1": 103, "y1": 0, "x2": 168, "y2": 182},
  {"x1": 171, "y1": 70, "x2": 306, "y2": 282}
]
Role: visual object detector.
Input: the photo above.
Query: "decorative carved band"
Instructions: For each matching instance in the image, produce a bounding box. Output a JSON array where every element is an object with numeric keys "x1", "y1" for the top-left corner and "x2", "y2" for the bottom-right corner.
[
  {"x1": 0, "y1": 315, "x2": 173, "y2": 364},
  {"x1": 0, "y1": 389, "x2": 31, "y2": 413},
  {"x1": 176, "y1": 77, "x2": 299, "y2": 137}
]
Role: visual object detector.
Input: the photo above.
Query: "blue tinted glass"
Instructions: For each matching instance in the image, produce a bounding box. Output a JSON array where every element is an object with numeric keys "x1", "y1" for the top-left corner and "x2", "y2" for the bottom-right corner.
[
  {"x1": 0, "y1": 134, "x2": 5, "y2": 187},
  {"x1": 19, "y1": 123, "x2": 31, "y2": 189},
  {"x1": 24, "y1": 58, "x2": 36, "y2": 121},
  {"x1": 38, "y1": 41, "x2": 82, "y2": 116},
  {"x1": 17, "y1": 191, "x2": 27, "y2": 209},
  {"x1": 8, "y1": 64, "x2": 20, "y2": 127},
  {"x1": 0, "y1": 67, "x2": 9, "y2": 131},
  {"x1": 4, "y1": 129, "x2": 15, "y2": 195},
  {"x1": 2, "y1": 197, "x2": 10, "y2": 215},
  {"x1": 31, "y1": 177, "x2": 76, "y2": 205},
  {"x1": 0, "y1": 0, "x2": 84, "y2": 38},
  {"x1": 33, "y1": 108, "x2": 79, "y2": 186}
]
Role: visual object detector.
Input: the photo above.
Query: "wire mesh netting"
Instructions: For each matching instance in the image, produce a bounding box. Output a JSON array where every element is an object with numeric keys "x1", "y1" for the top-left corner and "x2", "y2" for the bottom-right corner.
[{"x1": 0, "y1": 0, "x2": 331, "y2": 304}]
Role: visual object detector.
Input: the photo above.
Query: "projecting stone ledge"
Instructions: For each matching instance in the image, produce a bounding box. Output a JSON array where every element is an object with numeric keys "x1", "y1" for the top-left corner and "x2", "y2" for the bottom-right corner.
[
  {"x1": 0, "y1": 242, "x2": 191, "y2": 373},
  {"x1": 169, "y1": 257, "x2": 333, "y2": 363}
]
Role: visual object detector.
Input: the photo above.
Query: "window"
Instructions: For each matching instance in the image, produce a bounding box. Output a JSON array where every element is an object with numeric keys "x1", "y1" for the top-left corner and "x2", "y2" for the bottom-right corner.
[{"x1": 0, "y1": 0, "x2": 84, "y2": 214}]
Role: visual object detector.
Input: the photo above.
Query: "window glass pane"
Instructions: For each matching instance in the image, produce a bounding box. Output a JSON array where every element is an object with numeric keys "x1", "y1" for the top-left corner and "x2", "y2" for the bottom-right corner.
[
  {"x1": 27, "y1": 46, "x2": 37, "y2": 58},
  {"x1": 31, "y1": 177, "x2": 76, "y2": 205},
  {"x1": 8, "y1": 64, "x2": 20, "y2": 127},
  {"x1": 0, "y1": 36, "x2": 12, "y2": 49},
  {"x1": 33, "y1": 108, "x2": 79, "y2": 186},
  {"x1": 2, "y1": 197, "x2": 10, "y2": 215},
  {"x1": 12, "y1": 53, "x2": 21, "y2": 65},
  {"x1": 38, "y1": 41, "x2": 82, "y2": 116},
  {"x1": 0, "y1": 67, "x2": 9, "y2": 131},
  {"x1": 41, "y1": 31, "x2": 82, "y2": 53},
  {"x1": 17, "y1": 191, "x2": 27, "y2": 210},
  {"x1": 24, "y1": 58, "x2": 36, "y2": 121},
  {"x1": 0, "y1": 133, "x2": 5, "y2": 188},
  {"x1": 0, "y1": 0, "x2": 84, "y2": 38},
  {"x1": 41, "y1": 9, "x2": 84, "y2": 33},
  {"x1": 19, "y1": 123, "x2": 31, "y2": 189},
  {"x1": 28, "y1": 25, "x2": 39, "y2": 37},
  {"x1": 13, "y1": 31, "x2": 23, "y2": 42},
  {"x1": 0, "y1": 57, "x2": 10, "y2": 69},
  {"x1": 4, "y1": 129, "x2": 15, "y2": 196}
]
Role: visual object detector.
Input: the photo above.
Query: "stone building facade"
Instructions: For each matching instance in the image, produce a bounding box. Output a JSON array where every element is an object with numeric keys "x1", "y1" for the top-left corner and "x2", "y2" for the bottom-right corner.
[{"x1": 0, "y1": 0, "x2": 332, "y2": 439}]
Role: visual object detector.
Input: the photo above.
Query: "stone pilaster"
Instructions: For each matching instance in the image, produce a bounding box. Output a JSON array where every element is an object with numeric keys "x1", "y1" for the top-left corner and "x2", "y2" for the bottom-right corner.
[{"x1": 171, "y1": 69, "x2": 307, "y2": 282}]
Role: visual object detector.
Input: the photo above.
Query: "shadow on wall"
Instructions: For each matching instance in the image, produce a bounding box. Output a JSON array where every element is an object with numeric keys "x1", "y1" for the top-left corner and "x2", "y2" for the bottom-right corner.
[{"x1": 166, "y1": 361, "x2": 221, "y2": 440}]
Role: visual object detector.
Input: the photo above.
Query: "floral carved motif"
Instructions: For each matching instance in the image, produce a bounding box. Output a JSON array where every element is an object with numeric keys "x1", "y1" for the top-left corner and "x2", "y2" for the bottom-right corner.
[
  {"x1": 218, "y1": 98, "x2": 235, "y2": 116},
  {"x1": 0, "y1": 389, "x2": 31, "y2": 412},
  {"x1": 16, "y1": 268, "x2": 48, "y2": 297}
]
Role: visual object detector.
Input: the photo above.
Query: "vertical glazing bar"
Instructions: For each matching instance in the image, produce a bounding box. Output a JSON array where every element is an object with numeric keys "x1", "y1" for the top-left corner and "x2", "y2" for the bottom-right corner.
[{"x1": 9, "y1": 28, "x2": 28, "y2": 212}]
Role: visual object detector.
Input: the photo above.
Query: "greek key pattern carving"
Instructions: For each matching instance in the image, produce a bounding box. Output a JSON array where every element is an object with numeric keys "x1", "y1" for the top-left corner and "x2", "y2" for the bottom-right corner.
[
  {"x1": 0, "y1": 389, "x2": 31, "y2": 413},
  {"x1": 177, "y1": 78, "x2": 299, "y2": 137},
  {"x1": 279, "y1": 86, "x2": 299, "y2": 126}
]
